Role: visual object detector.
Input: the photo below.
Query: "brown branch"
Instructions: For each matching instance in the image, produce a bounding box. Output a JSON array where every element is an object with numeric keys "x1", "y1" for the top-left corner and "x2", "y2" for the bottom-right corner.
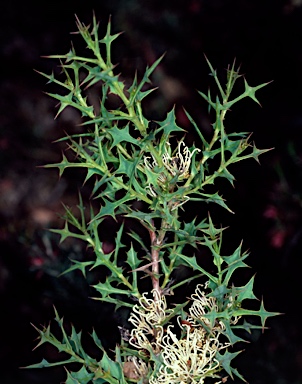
[{"x1": 149, "y1": 229, "x2": 161, "y2": 299}]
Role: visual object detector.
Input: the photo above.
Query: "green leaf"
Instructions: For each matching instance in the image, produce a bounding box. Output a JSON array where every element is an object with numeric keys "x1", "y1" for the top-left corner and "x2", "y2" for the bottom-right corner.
[
  {"x1": 237, "y1": 275, "x2": 258, "y2": 302},
  {"x1": 250, "y1": 142, "x2": 273, "y2": 163},
  {"x1": 204, "y1": 55, "x2": 226, "y2": 100},
  {"x1": 60, "y1": 259, "x2": 95, "y2": 278},
  {"x1": 211, "y1": 284, "x2": 228, "y2": 302},
  {"x1": 201, "y1": 308, "x2": 229, "y2": 329},
  {"x1": 43, "y1": 153, "x2": 71, "y2": 177},
  {"x1": 115, "y1": 153, "x2": 136, "y2": 176},
  {"x1": 156, "y1": 108, "x2": 185, "y2": 152},
  {"x1": 233, "y1": 300, "x2": 280, "y2": 330},
  {"x1": 197, "y1": 89, "x2": 216, "y2": 110},
  {"x1": 36, "y1": 69, "x2": 73, "y2": 91},
  {"x1": 226, "y1": 59, "x2": 242, "y2": 94},
  {"x1": 200, "y1": 214, "x2": 225, "y2": 239},
  {"x1": 183, "y1": 109, "x2": 209, "y2": 148},
  {"x1": 216, "y1": 350, "x2": 245, "y2": 381},
  {"x1": 243, "y1": 79, "x2": 269, "y2": 106},
  {"x1": 128, "y1": 230, "x2": 150, "y2": 253},
  {"x1": 191, "y1": 191, "x2": 234, "y2": 213},
  {"x1": 126, "y1": 244, "x2": 141, "y2": 271},
  {"x1": 113, "y1": 222, "x2": 126, "y2": 264},
  {"x1": 99, "y1": 17, "x2": 123, "y2": 66},
  {"x1": 126, "y1": 245, "x2": 141, "y2": 290},
  {"x1": 232, "y1": 319, "x2": 264, "y2": 334},
  {"x1": 91, "y1": 295, "x2": 134, "y2": 309},
  {"x1": 215, "y1": 167, "x2": 235, "y2": 186},
  {"x1": 25, "y1": 356, "x2": 78, "y2": 369},
  {"x1": 204, "y1": 236, "x2": 223, "y2": 269},
  {"x1": 221, "y1": 320, "x2": 245, "y2": 345},
  {"x1": 69, "y1": 327, "x2": 86, "y2": 358},
  {"x1": 109, "y1": 125, "x2": 139, "y2": 148},
  {"x1": 221, "y1": 243, "x2": 250, "y2": 285},
  {"x1": 93, "y1": 195, "x2": 133, "y2": 221},
  {"x1": 176, "y1": 254, "x2": 218, "y2": 284},
  {"x1": 100, "y1": 350, "x2": 123, "y2": 381},
  {"x1": 129, "y1": 54, "x2": 164, "y2": 105},
  {"x1": 125, "y1": 210, "x2": 158, "y2": 231},
  {"x1": 80, "y1": 64, "x2": 114, "y2": 88},
  {"x1": 92, "y1": 277, "x2": 132, "y2": 299},
  {"x1": 65, "y1": 366, "x2": 94, "y2": 384},
  {"x1": 46, "y1": 91, "x2": 94, "y2": 118},
  {"x1": 90, "y1": 329, "x2": 104, "y2": 351}
]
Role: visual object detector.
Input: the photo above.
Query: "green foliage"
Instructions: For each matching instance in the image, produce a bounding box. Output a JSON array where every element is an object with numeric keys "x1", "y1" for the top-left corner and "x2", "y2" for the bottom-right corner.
[{"x1": 29, "y1": 15, "x2": 278, "y2": 384}]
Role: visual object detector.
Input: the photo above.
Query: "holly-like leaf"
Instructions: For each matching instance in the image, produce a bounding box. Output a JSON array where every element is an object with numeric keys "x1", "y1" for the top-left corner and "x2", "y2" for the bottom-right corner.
[
  {"x1": 99, "y1": 16, "x2": 123, "y2": 67},
  {"x1": 65, "y1": 366, "x2": 94, "y2": 384},
  {"x1": 200, "y1": 214, "x2": 225, "y2": 239},
  {"x1": 191, "y1": 191, "x2": 234, "y2": 213},
  {"x1": 216, "y1": 350, "x2": 246, "y2": 381},
  {"x1": 221, "y1": 320, "x2": 245, "y2": 345},
  {"x1": 126, "y1": 244, "x2": 141, "y2": 271},
  {"x1": 251, "y1": 142, "x2": 273, "y2": 163},
  {"x1": 177, "y1": 254, "x2": 218, "y2": 284},
  {"x1": 100, "y1": 350, "x2": 124, "y2": 381},
  {"x1": 43, "y1": 153, "x2": 72, "y2": 177},
  {"x1": 92, "y1": 277, "x2": 132, "y2": 299},
  {"x1": 236, "y1": 275, "x2": 258, "y2": 302},
  {"x1": 215, "y1": 167, "x2": 235, "y2": 186},
  {"x1": 243, "y1": 78, "x2": 270, "y2": 106},
  {"x1": 109, "y1": 125, "x2": 139, "y2": 148},
  {"x1": 93, "y1": 195, "x2": 133, "y2": 221},
  {"x1": 233, "y1": 300, "x2": 280, "y2": 330},
  {"x1": 24, "y1": 356, "x2": 78, "y2": 369},
  {"x1": 184, "y1": 109, "x2": 209, "y2": 148},
  {"x1": 156, "y1": 108, "x2": 185, "y2": 152},
  {"x1": 115, "y1": 153, "x2": 137, "y2": 176},
  {"x1": 60, "y1": 259, "x2": 94, "y2": 278},
  {"x1": 232, "y1": 319, "x2": 264, "y2": 334},
  {"x1": 129, "y1": 54, "x2": 164, "y2": 104},
  {"x1": 80, "y1": 64, "x2": 114, "y2": 89},
  {"x1": 221, "y1": 242, "x2": 250, "y2": 285},
  {"x1": 126, "y1": 210, "x2": 158, "y2": 231}
]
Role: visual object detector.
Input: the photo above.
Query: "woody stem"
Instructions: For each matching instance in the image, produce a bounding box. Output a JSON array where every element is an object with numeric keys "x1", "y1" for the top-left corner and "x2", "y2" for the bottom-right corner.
[{"x1": 150, "y1": 229, "x2": 161, "y2": 299}]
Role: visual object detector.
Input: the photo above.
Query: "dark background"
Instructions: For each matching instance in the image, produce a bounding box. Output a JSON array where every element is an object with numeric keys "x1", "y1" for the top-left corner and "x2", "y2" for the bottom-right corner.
[{"x1": 1, "y1": 0, "x2": 302, "y2": 382}]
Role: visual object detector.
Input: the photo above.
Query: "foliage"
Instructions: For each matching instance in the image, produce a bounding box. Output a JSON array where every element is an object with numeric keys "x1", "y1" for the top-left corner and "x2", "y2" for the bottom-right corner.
[{"x1": 28, "y1": 15, "x2": 278, "y2": 384}]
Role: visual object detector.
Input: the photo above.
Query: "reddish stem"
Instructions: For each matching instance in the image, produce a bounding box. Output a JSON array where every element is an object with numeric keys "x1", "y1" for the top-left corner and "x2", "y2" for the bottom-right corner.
[{"x1": 149, "y1": 229, "x2": 161, "y2": 298}]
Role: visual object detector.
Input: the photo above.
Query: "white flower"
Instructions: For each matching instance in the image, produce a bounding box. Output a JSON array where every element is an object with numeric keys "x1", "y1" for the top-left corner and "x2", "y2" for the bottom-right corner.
[
  {"x1": 162, "y1": 141, "x2": 200, "y2": 180},
  {"x1": 127, "y1": 285, "x2": 231, "y2": 384},
  {"x1": 143, "y1": 140, "x2": 200, "y2": 199},
  {"x1": 150, "y1": 324, "x2": 221, "y2": 384},
  {"x1": 189, "y1": 284, "x2": 223, "y2": 330},
  {"x1": 128, "y1": 290, "x2": 170, "y2": 354}
]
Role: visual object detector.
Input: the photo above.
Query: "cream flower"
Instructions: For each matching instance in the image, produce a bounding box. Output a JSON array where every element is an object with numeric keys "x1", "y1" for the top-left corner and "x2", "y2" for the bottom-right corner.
[
  {"x1": 128, "y1": 290, "x2": 170, "y2": 354},
  {"x1": 189, "y1": 284, "x2": 224, "y2": 331},
  {"x1": 128, "y1": 285, "x2": 231, "y2": 384},
  {"x1": 150, "y1": 323, "x2": 221, "y2": 384},
  {"x1": 144, "y1": 141, "x2": 200, "y2": 188},
  {"x1": 162, "y1": 141, "x2": 200, "y2": 180}
]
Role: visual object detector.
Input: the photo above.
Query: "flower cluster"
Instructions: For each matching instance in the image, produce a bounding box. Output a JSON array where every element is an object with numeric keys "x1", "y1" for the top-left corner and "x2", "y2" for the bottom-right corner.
[
  {"x1": 162, "y1": 141, "x2": 200, "y2": 180},
  {"x1": 144, "y1": 140, "x2": 200, "y2": 198},
  {"x1": 189, "y1": 284, "x2": 226, "y2": 331},
  {"x1": 128, "y1": 290, "x2": 171, "y2": 354},
  {"x1": 150, "y1": 323, "x2": 222, "y2": 384},
  {"x1": 127, "y1": 285, "x2": 229, "y2": 384}
]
